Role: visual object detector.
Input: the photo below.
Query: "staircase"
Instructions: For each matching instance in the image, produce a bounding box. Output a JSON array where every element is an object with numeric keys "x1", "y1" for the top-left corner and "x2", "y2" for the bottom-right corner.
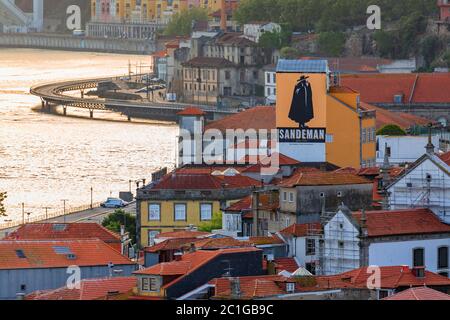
[{"x1": 0, "y1": 0, "x2": 31, "y2": 27}]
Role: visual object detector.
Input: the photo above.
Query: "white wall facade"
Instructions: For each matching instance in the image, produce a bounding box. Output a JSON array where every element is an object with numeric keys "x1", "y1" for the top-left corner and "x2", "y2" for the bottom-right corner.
[
  {"x1": 368, "y1": 238, "x2": 450, "y2": 275},
  {"x1": 376, "y1": 135, "x2": 440, "y2": 165},
  {"x1": 264, "y1": 70, "x2": 276, "y2": 104},
  {"x1": 284, "y1": 236, "x2": 320, "y2": 273},
  {"x1": 323, "y1": 210, "x2": 360, "y2": 275},
  {"x1": 243, "y1": 22, "x2": 282, "y2": 43},
  {"x1": 387, "y1": 156, "x2": 450, "y2": 224}
]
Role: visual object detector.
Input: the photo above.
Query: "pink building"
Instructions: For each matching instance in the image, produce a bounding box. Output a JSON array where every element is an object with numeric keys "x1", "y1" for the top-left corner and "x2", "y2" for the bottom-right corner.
[{"x1": 438, "y1": 0, "x2": 450, "y2": 22}]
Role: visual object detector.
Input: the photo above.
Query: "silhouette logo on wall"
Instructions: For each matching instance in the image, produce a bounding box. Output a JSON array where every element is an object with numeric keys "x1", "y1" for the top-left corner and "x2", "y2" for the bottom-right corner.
[{"x1": 288, "y1": 75, "x2": 314, "y2": 128}]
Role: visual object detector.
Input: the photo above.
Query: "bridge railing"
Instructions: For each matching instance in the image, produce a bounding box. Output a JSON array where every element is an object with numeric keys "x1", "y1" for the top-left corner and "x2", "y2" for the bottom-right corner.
[{"x1": 0, "y1": 202, "x2": 103, "y2": 231}]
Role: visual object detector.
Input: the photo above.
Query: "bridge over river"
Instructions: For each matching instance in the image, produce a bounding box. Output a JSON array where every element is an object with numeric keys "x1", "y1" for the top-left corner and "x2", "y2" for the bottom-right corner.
[{"x1": 30, "y1": 76, "x2": 238, "y2": 122}]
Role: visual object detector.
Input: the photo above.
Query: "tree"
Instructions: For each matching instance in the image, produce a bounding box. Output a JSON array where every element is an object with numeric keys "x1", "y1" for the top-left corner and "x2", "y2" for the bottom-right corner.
[
  {"x1": 258, "y1": 27, "x2": 291, "y2": 50},
  {"x1": 377, "y1": 124, "x2": 407, "y2": 136},
  {"x1": 317, "y1": 32, "x2": 346, "y2": 57},
  {"x1": 102, "y1": 209, "x2": 136, "y2": 244},
  {"x1": 420, "y1": 35, "x2": 443, "y2": 70},
  {"x1": 280, "y1": 46, "x2": 299, "y2": 59},
  {"x1": 0, "y1": 192, "x2": 7, "y2": 217},
  {"x1": 163, "y1": 8, "x2": 208, "y2": 37},
  {"x1": 373, "y1": 30, "x2": 397, "y2": 58},
  {"x1": 198, "y1": 212, "x2": 222, "y2": 232}
]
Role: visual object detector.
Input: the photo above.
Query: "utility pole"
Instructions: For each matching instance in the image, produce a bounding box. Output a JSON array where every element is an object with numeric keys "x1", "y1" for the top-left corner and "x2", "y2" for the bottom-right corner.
[
  {"x1": 22, "y1": 202, "x2": 25, "y2": 225},
  {"x1": 90, "y1": 187, "x2": 93, "y2": 209},
  {"x1": 43, "y1": 207, "x2": 51, "y2": 221},
  {"x1": 61, "y1": 199, "x2": 69, "y2": 223}
]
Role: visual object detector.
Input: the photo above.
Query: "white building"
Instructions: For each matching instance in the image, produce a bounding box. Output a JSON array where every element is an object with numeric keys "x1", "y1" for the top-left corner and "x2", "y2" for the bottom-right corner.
[
  {"x1": 243, "y1": 22, "x2": 282, "y2": 43},
  {"x1": 264, "y1": 67, "x2": 276, "y2": 105},
  {"x1": 322, "y1": 206, "x2": 450, "y2": 276},
  {"x1": 376, "y1": 135, "x2": 440, "y2": 165},
  {"x1": 278, "y1": 223, "x2": 322, "y2": 274},
  {"x1": 386, "y1": 151, "x2": 450, "y2": 224}
]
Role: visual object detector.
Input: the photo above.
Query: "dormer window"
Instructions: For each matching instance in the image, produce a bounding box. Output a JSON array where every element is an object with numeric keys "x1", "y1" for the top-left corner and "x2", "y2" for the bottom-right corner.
[{"x1": 286, "y1": 282, "x2": 295, "y2": 293}]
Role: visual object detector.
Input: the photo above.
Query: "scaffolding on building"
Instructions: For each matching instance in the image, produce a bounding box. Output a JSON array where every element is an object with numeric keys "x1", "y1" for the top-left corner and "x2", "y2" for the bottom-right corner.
[
  {"x1": 388, "y1": 165, "x2": 449, "y2": 221},
  {"x1": 305, "y1": 211, "x2": 361, "y2": 276}
]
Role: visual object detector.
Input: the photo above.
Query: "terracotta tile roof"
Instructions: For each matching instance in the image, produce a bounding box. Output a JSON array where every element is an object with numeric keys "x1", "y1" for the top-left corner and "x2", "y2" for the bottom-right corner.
[
  {"x1": 156, "y1": 230, "x2": 211, "y2": 240},
  {"x1": 194, "y1": 237, "x2": 253, "y2": 250},
  {"x1": 177, "y1": 107, "x2": 206, "y2": 116},
  {"x1": 26, "y1": 277, "x2": 136, "y2": 300},
  {"x1": 241, "y1": 153, "x2": 300, "y2": 174},
  {"x1": 214, "y1": 32, "x2": 256, "y2": 46},
  {"x1": 440, "y1": 151, "x2": 450, "y2": 166},
  {"x1": 274, "y1": 258, "x2": 300, "y2": 273},
  {"x1": 183, "y1": 57, "x2": 236, "y2": 68},
  {"x1": 3, "y1": 223, "x2": 121, "y2": 251},
  {"x1": 324, "y1": 266, "x2": 450, "y2": 289},
  {"x1": 134, "y1": 248, "x2": 261, "y2": 277},
  {"x1": 383, "y1": 287, "x2": 450, "y2": 300},
  {"x1": 352, "y1": 208, "x2": 450, "y2": 237},
  {"x1": 150, "y1": 170, "x2": 262, "y2": 190},
  {"x1": 279, "y1": 171, "x2": 371, "y2": 188},
  {"x1": 205, "y1": 106, "x2": 276, "y2": 132},
  {"x1": 341, "y1": 73, "x2": 450, "y2": 104},
  {"x1": 361, "y1": 102, "x2": 430, "y2": 129},
  {"x1": 280, "y1": 223, "x2": 322, "y2": 238},
  {"x1": 210, "y1": 275, "x2": 285, "y2": 299},
  {"x1": 144, "y1": 238, "x2": 199, "y2": 253},
  {"x1": 249, "y1": 235, "x2": 285, "y2": 245},
  {"x1": 152, "y1": 50, "x2": 168, "y2": 58},
  {"x1": 225, "y1": 196, "x2": 252, "y2": 212},
  {"x1": 0, "y1": 239, "x2": 134, "y2": 270}
]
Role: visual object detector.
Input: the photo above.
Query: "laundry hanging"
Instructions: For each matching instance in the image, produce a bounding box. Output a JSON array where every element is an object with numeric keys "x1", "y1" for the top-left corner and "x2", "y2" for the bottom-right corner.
[{"x1": 288, "y1": 75, "x2": 314, "y2": 127}]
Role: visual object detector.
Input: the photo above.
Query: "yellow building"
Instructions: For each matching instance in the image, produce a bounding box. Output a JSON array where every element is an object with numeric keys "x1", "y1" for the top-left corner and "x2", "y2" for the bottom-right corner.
[
  {"x1": 141, "y1": 0, "x2": 157, "y2": 21},
  {"x1": 136, "y1": 167, "x2": 262, "y2": 248},
  {"x1": 276, "y1": 59, "x2": 376, "y2": 169}
]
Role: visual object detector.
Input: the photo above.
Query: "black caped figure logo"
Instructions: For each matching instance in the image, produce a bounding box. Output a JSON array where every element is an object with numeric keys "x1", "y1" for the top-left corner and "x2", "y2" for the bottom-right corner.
[{"x1": 288, "y1": 75, "x2": 314, "y2": 128}]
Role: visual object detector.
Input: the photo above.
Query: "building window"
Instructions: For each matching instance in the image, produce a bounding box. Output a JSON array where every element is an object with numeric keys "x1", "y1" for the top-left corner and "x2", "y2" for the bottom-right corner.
[
  {"x1": 305, "y1": 262, "x2": 316, "y2": 275},
  {"x1": 362, "y1": 128, "x2": 366, "y2": 143},
  {"x1": 282, "y1": 192, "x2": 287, "y2": 202},
  {"x1": 438, "y1": 246, "x2": 449, "y2": 269},
  {"x1": 413, "y1": 248, "x2": 425, "y2": 267},
  {"x1": 306, "y1": 238, "x2": 316, "y2": 256},
  {"x1": 148, "y1": 203, "x2": 161, "y2": 221},
  {"x1": 174, "y1": 203, "x2": 187, "y2": 221},
  {"x1": 289, "y1": 192, "x2": 294, "y2": 203},
  {"x1": 338, "y1": 241, "x2": 344, "y2": 249},
  {"x1": 225, "y1": 71, "x2": 231, "y2": 80},
  {"x1": 142, "y1": 277, "x2": 149, "y2": 291},
  {"x1": 148, "y1": 230, "x2": 160, "y2": 246},
  {"x1": 200, "y1": 203, "x2": 213, "y2": 221}
]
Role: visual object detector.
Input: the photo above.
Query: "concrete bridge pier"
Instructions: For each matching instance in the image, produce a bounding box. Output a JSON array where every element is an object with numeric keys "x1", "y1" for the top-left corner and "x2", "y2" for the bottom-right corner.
[
  {"x1": 63, "y1": 106, "x2": 67, "y2": 116},
  {"x1": 81, "y1": 90, "x2": 84, "y2": 99},
  {"x1": 90, "y1": 110, "x2": 94, "y2": 118}
]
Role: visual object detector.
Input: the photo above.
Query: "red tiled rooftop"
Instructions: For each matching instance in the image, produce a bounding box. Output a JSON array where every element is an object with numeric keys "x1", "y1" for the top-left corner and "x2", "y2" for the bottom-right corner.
[
  {"x1": 205, "y1": 106, "x2": 276, "y2": 132},
  {"x1": 341, "y1": 73, "x2": 450, "y2": 104},
  {"x1": 280, "y1": 223, "x2": 322, "y2": 238},
  {"x1": 156, "y1": 230, "x2": 211, "y2": 240},
  {"x1": 361, "y1": 102, "x2": 430, "y2": 129},
  {"x1": 440, "y1": 151, "x2": 450, "y2": 166},
  {"x1": 383, "y1": 287, "x2": 450, "y2": 300},
  {"x1": 274, "y1": 257, "x2": 300, "y2": 273},
  {"x1": 210, "y1": 275, "x2": 285, "y2": 299},
  {"x1": 177, "y1": 107, "x2": 206, "y2": 116},
  {"x1": 249, "y1": 235, "x2": 285, "y2": 245},
  {"x1": 27, "y1": 277, "x2": 136, "y2": 300},
  {"x1": 134, "y1": 248, "x2": 261, "y2": 277},
  {"x1": 279, "y1": 171, "x2": 371, "y2": 188},
  {"x1": 150, "y1": 170, "x2": 262, "y2": 190},
  {"x1": 0, "y1": 239, "x2": 134, "y2": 270},
  {"x1": 352, "y1": 208, "x2": 450, "y2": 237},
  {"x1": 194, "y1": 237, "x2": 253, "y2": 250},
  {"x1": 183, "y1": 57, "x2": 236, "y2": 68},
  {"x1": 3, "y1": 223, "x2": 121, "y2": 250},
  {"x1": 225, "y1": 196, "x2": 252, "y2": 212},
  {"x1": 144, "y1": 238, "x2": 199, "y2": 253}
]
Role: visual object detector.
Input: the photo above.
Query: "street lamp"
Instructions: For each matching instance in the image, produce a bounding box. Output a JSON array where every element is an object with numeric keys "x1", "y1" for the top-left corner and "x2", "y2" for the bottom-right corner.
[{"x1": 43, "y1": 207, "x2": 52, "y2": 221}]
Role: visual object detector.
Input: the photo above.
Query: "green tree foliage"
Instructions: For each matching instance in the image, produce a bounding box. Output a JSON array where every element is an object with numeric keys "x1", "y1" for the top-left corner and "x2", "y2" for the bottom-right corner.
[
  {"x1": 163, "y1": 8, "x2": 208, "y2": 36},
  {"x1": 377, "y1": 124, "x2": 407, "y2": 136},
  {"x1": 280, "y1": 46, "x2": 300, "y2": 59},
  {"x1": 317, "y1": 32, "x2": 346, "y2": 56},
  {"x1": 431, "y1": 50, "x2": 450, "y2": 69},
  {"x1": 102, "y1": 209, "x2": 136, "y2": 244},
  {"x1": 0, "y1": 192, "x2": 7, "y2": 217},
  {"x1": 234, "y1": 0, "x2": 437, "y2": 33},
  {"x1": 258, "y1": 26, "x2": 292, "y2": 50},
  {"x1": 198, "y1": 212, "x2": 222, "y2": 232},
  {"x1": 420, "y1": 35, "x2": 444, "y2": 69}
]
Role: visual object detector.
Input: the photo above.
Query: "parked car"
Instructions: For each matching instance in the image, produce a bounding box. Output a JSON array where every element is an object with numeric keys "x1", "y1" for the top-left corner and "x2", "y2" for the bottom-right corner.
[{"x1": 101, "y1": 198, "x2": 129, "y2": 208}]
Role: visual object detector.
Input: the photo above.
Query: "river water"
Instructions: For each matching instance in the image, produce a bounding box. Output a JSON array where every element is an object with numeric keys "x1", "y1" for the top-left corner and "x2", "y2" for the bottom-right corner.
[{"x1": 0, "y1": 48, "x2": 177, "y2": 223}]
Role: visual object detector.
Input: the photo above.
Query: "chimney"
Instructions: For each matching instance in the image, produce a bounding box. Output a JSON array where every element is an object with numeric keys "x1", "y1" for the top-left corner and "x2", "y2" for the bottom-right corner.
[
  {"x1": 174, "y1": 252, "x2": 183, "y2": 261},
  {"x1": 425, "y1": 123, "x2": 435, "y2": 154},
  {"x1": 220, "y1": 0, "x2": 227, "y2": 32},
  {"x1": 230, "y1": 278, "x2": 241, "y2": 299},
  {"x1": 360, "y1": 209, "x2": 368, "y2": 237}
]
